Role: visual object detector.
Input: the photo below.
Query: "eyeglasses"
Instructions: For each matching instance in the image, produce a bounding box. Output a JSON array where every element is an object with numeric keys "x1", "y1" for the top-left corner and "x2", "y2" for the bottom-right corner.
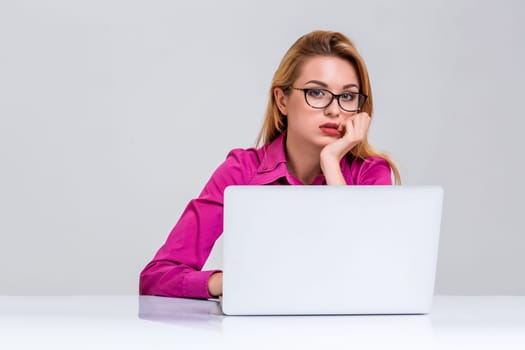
[{"x1": 292, "y1": 87, "x2": 367, "y2": 112}]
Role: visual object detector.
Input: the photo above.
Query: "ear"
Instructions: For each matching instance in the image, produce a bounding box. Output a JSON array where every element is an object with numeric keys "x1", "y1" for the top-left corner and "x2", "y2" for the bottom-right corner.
[{"x1": 273, "y1": 87, "x2": 288, "y2": 116}]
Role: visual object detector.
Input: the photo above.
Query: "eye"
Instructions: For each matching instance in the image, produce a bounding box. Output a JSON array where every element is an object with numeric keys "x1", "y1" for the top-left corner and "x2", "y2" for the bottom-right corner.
[
  {"x1": 340, "y1": 92, "x2": 357, "y2": 101},
  {"x1": 306, "y1": 89, "x2": 326, "y2": 98}
]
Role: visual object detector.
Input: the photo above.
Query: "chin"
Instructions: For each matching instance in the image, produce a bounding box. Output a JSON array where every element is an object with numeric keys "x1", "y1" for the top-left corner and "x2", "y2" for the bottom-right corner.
[
  {"x1": 313, "y1": 135, "x2": 339, "y2": 148},
  {"x1": 288, "y1": 130, "x2": 339, "y2": 150},
  {"x1": 319, "y1": 132, "x2": 341, "y2": 141}
]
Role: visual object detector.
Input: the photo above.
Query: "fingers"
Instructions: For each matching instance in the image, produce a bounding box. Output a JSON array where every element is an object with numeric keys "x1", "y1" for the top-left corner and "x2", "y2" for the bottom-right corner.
[
  {"x1": 355, "y1": 113, "x2": 371, "y2": 138},
  {"x1": 344, "y1": 112, "x2": 370, "y2": 142}
]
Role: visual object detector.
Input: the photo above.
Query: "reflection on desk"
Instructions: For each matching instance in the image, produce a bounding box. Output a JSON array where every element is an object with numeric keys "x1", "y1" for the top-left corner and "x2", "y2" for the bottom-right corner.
[
  {"x1": 138, "y1": 295, "x2": 434, "y2": 339},
  {"x1": 138, "y1": 295, "x2": 223, "y2": 331}
]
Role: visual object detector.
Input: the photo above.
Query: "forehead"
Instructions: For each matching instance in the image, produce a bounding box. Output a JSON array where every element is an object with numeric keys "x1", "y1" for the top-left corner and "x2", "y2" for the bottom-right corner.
[{"x1": 296, "y1": 55, "x2": 359, "y2": 88}]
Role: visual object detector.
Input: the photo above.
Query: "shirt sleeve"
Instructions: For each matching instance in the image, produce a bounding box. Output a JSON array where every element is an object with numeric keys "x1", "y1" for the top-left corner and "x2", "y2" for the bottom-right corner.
[
  {"x1": 356, "y1": 157, "x2": 393, "y2": 185},
  {"x1": 139, "y1": 149, "x2": 256, "y2": 299}
]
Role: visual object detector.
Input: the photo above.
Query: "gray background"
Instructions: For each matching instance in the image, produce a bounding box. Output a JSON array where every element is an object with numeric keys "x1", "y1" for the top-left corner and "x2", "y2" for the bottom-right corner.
[{"x1": 1, "y1": 0, "x2": 523, "y2": 295}]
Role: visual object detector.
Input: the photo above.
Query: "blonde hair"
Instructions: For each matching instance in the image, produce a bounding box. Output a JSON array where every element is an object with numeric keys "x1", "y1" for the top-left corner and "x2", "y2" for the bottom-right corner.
[{"x1": 256, "y1": 30, "x2": 401, "y2": 184}]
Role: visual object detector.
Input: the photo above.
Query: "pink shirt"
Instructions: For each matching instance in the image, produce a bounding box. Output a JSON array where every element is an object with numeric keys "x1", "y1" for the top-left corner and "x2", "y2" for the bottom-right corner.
[{"x1": 139, "y1": 133, "x2": 392, "y2": 299}]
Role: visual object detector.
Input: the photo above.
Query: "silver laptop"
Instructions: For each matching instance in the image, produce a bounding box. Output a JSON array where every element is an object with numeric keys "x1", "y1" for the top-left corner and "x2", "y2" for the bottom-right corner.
[{"x1": 221, "y1": 185, "x2": 443, "y2": 316}]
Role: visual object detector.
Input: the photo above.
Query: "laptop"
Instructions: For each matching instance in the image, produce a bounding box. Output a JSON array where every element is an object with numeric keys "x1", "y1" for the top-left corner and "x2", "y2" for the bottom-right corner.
[{"x1": 221, "y1": 185, "x2": 444, "y2": 316}]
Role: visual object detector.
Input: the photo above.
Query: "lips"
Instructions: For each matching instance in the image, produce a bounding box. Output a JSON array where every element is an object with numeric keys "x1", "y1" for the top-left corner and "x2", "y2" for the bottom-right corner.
[{"x1": 319, "y1": 123, "x2": 340, "y2": 136}]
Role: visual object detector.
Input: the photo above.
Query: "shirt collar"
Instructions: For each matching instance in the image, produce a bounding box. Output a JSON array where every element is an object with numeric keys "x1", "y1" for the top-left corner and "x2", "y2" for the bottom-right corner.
[{"x1": 256, "y1": 133, "x2": 287, "y2": 174}]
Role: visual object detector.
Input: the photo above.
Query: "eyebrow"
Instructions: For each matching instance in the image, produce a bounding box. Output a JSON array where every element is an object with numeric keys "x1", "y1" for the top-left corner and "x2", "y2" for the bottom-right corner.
[{"x1": 304, "y1": 80, "x2": 359, "y2": 90}]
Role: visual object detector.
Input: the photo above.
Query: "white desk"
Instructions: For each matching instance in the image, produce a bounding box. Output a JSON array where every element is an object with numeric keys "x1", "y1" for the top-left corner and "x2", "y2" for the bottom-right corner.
[{"x1": 1, "y1": 295, "x2": 524, "y2": 349}]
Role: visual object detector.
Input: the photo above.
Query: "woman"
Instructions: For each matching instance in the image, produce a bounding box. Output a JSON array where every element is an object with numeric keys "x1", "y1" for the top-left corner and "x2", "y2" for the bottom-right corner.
[{"x1": 140, "y1": 30, "x2": 401, "y2": 299}]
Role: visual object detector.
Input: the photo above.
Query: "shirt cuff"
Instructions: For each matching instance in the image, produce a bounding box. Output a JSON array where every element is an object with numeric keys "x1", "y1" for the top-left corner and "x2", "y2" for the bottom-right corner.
[{"x1": 183, "y1": 269, "x2": 222, "y2": 299}]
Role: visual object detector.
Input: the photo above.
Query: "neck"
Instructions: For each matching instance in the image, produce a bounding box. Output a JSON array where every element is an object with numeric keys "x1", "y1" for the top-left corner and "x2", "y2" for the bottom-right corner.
[{"x1": 285, "y1": 134, "x2": 322, "y2": 185}]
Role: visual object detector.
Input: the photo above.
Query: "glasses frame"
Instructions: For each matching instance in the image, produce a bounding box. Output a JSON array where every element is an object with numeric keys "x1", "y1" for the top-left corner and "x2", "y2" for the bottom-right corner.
[{"x1": 292, "y1": 87, "x2": 367, "y2": 112}]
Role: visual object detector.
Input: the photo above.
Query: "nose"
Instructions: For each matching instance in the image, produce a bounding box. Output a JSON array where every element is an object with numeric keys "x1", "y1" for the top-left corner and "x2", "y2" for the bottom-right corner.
[{"x1": 324, "y1": 97, "x2": 341, "y2": 118}]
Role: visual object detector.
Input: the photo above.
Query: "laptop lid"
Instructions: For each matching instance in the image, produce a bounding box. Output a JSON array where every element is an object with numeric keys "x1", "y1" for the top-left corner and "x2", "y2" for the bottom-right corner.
[{"x1": 222, "y1": 185, "x2": 443, "y2": 315}]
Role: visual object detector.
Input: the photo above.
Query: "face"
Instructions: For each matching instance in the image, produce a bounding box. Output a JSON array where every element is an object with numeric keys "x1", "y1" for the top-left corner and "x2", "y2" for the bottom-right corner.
[{"x1": 275, "y1": 55, "x2": 360, "y2": 150}]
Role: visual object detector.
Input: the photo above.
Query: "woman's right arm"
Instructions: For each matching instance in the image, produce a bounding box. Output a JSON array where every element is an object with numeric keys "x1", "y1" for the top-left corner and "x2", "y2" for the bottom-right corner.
[
  {"x1": 139, "y1": 194, "x2": 224, "y2": 299},
  {"x1": 139, "y1": 149, "x2": 255, "y2": 299}
]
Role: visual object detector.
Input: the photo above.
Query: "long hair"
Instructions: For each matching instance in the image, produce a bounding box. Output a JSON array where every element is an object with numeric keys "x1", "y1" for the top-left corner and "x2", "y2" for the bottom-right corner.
[{"x1": 256, "y1": 30, "x2": 401, "y2": 184}]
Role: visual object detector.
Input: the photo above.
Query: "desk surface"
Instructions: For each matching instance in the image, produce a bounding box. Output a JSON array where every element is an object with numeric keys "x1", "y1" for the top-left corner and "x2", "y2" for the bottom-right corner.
[{"x1": 1, "y1": 295, "x2": 524, "y2": 349}]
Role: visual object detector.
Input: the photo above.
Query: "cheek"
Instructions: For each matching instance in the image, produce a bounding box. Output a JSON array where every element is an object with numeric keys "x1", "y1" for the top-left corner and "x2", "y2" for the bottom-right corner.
[
  {"x1": 287, "y1": 96, "x2": 320, "y2": 120},
  {"x1": 287, "y1": 105, "x2": 318, "y2": 130},
  {"x1": 286, "y1": 95, "x2": 307, "y2": 114}
]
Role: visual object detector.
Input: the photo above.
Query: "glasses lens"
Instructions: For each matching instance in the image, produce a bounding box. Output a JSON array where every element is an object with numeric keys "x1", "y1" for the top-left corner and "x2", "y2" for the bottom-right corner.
[
  {"x1": 305, "y1": 89, "x2": 333, "y2": 108},
  {"x1": 339, "y1": 92, "x2": 363, "y2": 112}
]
